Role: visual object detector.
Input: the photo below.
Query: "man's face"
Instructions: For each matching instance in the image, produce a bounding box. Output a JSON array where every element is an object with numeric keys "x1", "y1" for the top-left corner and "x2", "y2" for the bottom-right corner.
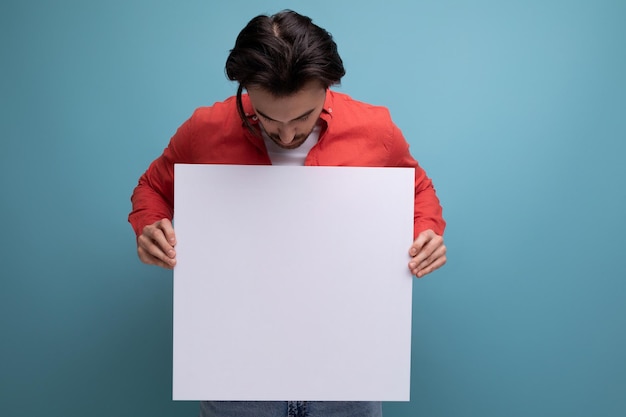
[{"x1": 247, "y1": 81, "x2": 326, "y2": 150}]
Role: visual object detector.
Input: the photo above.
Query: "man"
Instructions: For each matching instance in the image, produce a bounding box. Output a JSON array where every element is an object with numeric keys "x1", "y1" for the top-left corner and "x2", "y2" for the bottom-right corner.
[{"x1": 129, "y1": 10, "x2": 446, "y2": 417}]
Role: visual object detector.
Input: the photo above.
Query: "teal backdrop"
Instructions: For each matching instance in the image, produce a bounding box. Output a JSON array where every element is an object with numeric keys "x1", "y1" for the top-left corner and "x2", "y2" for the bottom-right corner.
[{"x1": 1, "y1": 0, "x2": 625, "y2": 416}]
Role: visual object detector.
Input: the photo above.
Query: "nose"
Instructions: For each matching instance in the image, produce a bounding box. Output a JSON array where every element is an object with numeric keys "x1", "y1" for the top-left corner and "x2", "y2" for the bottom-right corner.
[{"x1": 278, "y1": 126, "x2": 296, "y2": 144}]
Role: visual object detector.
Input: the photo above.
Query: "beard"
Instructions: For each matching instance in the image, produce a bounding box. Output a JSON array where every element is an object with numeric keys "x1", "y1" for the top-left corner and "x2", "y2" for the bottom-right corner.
[
  {"x1": 267, "y1": 132, "x2": 309, "y2": 149},
  {"x1": 261, "y1": 124, "x2": 316, "y2": 150}
]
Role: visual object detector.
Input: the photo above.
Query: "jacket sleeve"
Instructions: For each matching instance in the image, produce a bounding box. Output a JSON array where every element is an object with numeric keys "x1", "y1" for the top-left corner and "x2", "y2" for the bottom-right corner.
[
  {"x1": 388, "y1": 124, "x2": 446, "y2": 239},
  {"x1": 128, "y1": 114, "x2": 196, "y2": 238}
]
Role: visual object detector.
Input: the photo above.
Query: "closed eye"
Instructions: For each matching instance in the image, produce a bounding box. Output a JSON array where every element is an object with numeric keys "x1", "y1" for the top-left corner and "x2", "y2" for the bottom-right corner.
[{"x1": 256, "y1": 109, "x2": 315, "y2": 124}]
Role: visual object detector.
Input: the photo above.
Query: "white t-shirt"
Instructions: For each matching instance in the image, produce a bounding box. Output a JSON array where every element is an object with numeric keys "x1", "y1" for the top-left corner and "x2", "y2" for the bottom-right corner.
[{"x1": 262, "y1": 122, "x2": 322, "y2": 166}]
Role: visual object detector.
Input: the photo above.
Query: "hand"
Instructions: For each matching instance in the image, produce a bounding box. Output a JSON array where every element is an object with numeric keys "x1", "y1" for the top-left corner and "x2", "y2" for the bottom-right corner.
[
  {"x1": 408, "y1": 229, "x2": 446, "y2": 278},
  {"x1": 137, "y1": 218, "x2": 177, "y2": 269}
]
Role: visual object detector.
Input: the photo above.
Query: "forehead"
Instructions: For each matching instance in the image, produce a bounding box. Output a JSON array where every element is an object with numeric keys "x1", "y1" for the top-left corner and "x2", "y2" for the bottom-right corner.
[{"x1": 247, "y1": 81, "x2": 326, "y2": 123}]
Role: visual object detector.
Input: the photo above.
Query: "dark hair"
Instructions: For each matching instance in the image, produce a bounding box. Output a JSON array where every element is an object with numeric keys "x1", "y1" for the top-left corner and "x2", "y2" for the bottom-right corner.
[{"x1": 225, "y1": 10, "x2": 346, "y2": 132}]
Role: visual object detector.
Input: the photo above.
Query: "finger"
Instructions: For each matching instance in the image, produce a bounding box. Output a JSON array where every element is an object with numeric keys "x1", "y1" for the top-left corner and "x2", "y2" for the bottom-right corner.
[
  {"x1": 409, "y1": 229, "x2": 436, "y2": 257},
  {"x1": 158, "y1": 218, "x2": 177, "y2": 246},
  {"x1": 410, "y1": 234, "x2": 443, "y2": 267},
  {"x1": 408, "y1": 238, "x2": 446, "y2": 276},
  {"x1": 143, "y1": 223, "x2": 176, "y2": 260},
  {"x1": 138, "y1": 233, "x2": 176, "y2": 267},
  {"x1": 137, "y1": 244, "x2": 175, "y2": 269},
  {"x1": 415, "y1": 254, "x2": 447, "y2": 278},
  {"x1": 414, "y1": 239, "x2": 446, "y2": 269},
  {"x1": 413, "y1": 245, "x2": 447, "y2": 277}
]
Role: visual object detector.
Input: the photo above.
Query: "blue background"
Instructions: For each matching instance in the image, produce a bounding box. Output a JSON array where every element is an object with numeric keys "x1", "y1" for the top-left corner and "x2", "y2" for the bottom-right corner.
[{"x1": 1, "y1": 0, "x2": 625, "y2": 416}]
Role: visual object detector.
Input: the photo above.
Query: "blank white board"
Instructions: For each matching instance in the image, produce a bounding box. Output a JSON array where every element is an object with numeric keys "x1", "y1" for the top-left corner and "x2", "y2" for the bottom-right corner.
[{"x1": 173, "y1": 164, "x2": 414, "y2": 401}]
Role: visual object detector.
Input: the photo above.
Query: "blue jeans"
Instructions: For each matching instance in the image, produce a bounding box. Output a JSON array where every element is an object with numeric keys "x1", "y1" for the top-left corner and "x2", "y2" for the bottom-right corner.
[{"x1": 199, "y1": 401, "x2": 383, "y2": 417}]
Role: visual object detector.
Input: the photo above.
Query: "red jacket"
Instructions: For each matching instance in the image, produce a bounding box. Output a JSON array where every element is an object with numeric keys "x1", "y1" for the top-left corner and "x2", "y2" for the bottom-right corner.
[{"x1": 129, "y1": 90, "x2": 445, "y2": 238}]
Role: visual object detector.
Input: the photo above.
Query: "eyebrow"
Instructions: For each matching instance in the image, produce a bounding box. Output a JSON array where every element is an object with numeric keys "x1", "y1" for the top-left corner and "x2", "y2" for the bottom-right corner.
[{"x1": 256, "y1": 108, "x2": 316, "y2": 123}]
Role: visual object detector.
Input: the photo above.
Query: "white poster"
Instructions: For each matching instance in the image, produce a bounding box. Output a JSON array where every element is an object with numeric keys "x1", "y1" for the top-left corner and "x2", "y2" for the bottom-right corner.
[{"x1": 173, "y1": 164, "x2": 414, "y2": 401}]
